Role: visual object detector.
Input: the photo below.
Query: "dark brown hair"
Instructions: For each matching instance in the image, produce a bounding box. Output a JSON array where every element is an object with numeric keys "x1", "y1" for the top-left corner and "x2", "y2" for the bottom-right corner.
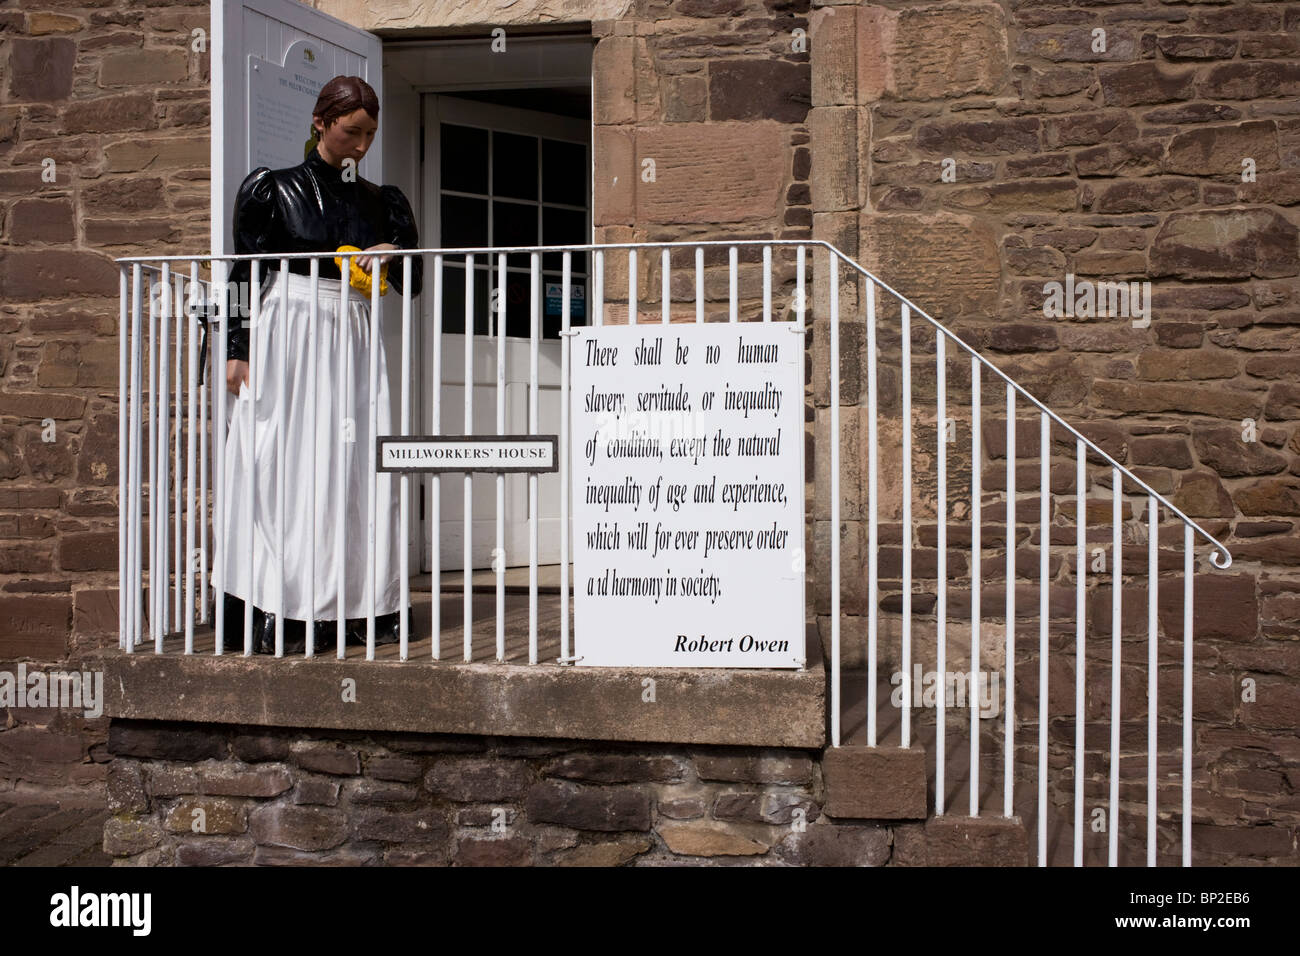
[{"x1": 311, "y1": 75, "x2": 379, "y2": 135}]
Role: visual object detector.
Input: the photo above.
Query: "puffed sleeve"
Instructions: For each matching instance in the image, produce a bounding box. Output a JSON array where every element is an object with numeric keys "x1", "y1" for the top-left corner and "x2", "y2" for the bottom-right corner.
[
  {"x1": 224, "y1": 167, "x2": 277, "y2": 364},
  {"x1": 381, "y1": 184, "x2": 422, "y2": 299}
]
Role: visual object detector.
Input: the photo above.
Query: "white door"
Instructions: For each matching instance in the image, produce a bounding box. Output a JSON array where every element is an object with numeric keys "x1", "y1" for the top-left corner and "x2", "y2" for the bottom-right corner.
[
  {"x1": 420, "y1": 95, "x2": 591, "y2": 571},
  {"x1": 211, "y1": 0, "x2": 383, "y2": 259}
]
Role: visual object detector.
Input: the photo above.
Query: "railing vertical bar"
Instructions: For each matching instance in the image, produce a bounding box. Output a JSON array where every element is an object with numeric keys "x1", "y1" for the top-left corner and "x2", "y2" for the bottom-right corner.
[
  {"x1": 212, "y1": 260, "x2": 226, "y2": 653},
  {"x1": 276, "y1": 258, "x2": 288, "y2": 657},
  {"x1": 131, "y1": 265, "x2": 144, "y2": 651},
  {"x1": 829, "y1": 250, "x2": 841, "y2": 748},
  {"x1": 335, "y1": 264, "x2": 348, "y2": 658},
  {"x1": 156, "y1": 266, "x2": 168, "y2": 652},
  {"x1": 865, "y1": 276, "x2": 877, "y2": 747},
  {"x1": 901, "y1": 303, "x2": 912, "y2": 750},
  {"x1": 246, "y1": 261, "x2": 260, "y2": 656},
  {"x1": 661, "y1": 248, "x2": 670, "y2": 325},
  {"x1": 1182, "y1": 525, "x2": 1193, "y2": 867},
  {"x1": 184, "y1": 262, "x2": 199, "y2": 654},
  {"x1": 307, "y1": 258, "x2": 319, "y2": 658},
  {"x1": 694, "y1": 246, "x2": 703, "y2": 323},
  {"x1": 1074, "y1": 439, "x2": 1086, "y2": 866},
  {"x1": 1004, "y1": 385, "x2": 1015, "y2": 817},
  {"x1": 431, "y1": 254, "x2": 444, "y2": 660},
  {"x1": 399, "y1": 255, "x2": 412, "y2": 661},
  {"x1": 762, "y1": 245, "x2": 771, "y2": 322},
  {"x1": 367, "y1": 258, "x2": 381, "y2": 660},
  {"x1": 496, "y1": 253, "x2": 507, "y2": 663},
  {"x1": 1109, "y1": 466, "x2": 1122, "y2": 867},
  {"x1": 1038, "y1": 412, "x2": 1050, "y2": 864},
  {"x1": 172, "y1": 271, "x2": 184, "y2": 640},
  {"x1": 1148, "y1": 493, "x2": 1158, "y2": 867},
  {"x1": 970, "y1": 357, "x2": 981, "y2": 816},
  {"x1": 198, "y1": 264, "x2": 209, "y2": 625},
  {"x1": 463, "y1": 254, "x2": 475, "y2": 663},
  {"x1": 628, "y1": 248, "x2": 637, "y2": 325},
  {"x1": 529, "y1": 250, "x2": 540, "y2": 665},
  {"x1": 156, "y1": 265, "x2": 168, "y2": 651},
  {"x1": 935, "y1": 329, "x2": 946, "y2": 810},
  {"x1": 560, "y1": 251, "x2": 572, "y2": 663},
  {"x1": 728, "y1": 245, "x2": 738, "y2": 322},
  {"x1": 119, "y1": 267, "x2": 129, "y2": 651}
]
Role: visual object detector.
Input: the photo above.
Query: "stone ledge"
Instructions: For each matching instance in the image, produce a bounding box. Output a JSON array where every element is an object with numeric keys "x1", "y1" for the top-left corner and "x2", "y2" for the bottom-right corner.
[
  {"x1": 93, "y1": 644, "x2": 825, "y2": 749},
  {"x1": 821, "y1": 745, "x2": 928, "y2": 820},
  {"x1": 893, "y1": 815, "x2": 1030, "y2": 867}
]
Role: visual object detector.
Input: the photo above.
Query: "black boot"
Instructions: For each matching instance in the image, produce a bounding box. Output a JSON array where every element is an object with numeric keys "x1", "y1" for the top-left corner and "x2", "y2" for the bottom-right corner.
[{"x1": 221, "y1": 593, "x2": 249, "y2": 653}]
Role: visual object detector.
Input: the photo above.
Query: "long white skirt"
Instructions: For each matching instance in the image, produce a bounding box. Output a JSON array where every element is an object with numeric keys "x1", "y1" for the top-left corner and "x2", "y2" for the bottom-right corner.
[{"x1": 213, "y1": 271, "x2": 401, "y2": 621}]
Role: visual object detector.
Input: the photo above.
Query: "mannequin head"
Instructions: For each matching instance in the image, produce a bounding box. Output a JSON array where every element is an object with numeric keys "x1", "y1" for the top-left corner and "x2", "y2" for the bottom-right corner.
[{"x1": 310, "y1": 75, "x2": 379, "y2": 168}]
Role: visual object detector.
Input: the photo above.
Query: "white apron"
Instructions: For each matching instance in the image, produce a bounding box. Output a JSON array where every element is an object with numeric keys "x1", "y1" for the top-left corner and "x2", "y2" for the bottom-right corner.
[{"x1": 213, "y1": 271, "x2": 401, "y2": 621}]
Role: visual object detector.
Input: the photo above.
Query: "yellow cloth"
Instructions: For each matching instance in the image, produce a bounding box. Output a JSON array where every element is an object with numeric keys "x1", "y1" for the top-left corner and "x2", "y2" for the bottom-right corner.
[{"x1": 334, "y1": 245, "x2": 389, "y2": 297}]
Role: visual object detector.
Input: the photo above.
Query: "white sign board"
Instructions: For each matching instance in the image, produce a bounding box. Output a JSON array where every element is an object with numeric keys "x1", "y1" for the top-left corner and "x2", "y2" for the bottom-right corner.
[
  {"x1": 571, "y1": 324, "x2": 805, "y2": 668},
  {"x1": 248, "y1": 40, "x2": 327, "y2": 174}
]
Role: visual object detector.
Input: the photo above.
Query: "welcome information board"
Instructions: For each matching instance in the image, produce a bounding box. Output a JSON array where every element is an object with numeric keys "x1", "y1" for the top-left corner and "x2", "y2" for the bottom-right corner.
[{"x1": 571, "y1": 323, "x2": 804, "y2": 668}]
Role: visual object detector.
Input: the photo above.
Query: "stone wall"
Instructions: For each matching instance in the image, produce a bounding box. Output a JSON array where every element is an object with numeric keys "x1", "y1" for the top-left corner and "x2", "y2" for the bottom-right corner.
[
  {"x1": 1, "y1": 0, "x2": 211, "y2": 794},
  {"x1": 101, "y1": 719, "x2": 1025, "y2": 866},
  {"x1": 3, "y1": 0, "x2": 1298, "y2": 865},
  {"x1": 808, "y1": 0, "x2": 1300, "y2": 863}
]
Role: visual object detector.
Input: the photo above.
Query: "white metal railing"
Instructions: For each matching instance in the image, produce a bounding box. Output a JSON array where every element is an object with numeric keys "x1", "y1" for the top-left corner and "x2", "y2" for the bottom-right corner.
[{"x1": 115, "y1": 240, "x2": 1230, "y2": 866}]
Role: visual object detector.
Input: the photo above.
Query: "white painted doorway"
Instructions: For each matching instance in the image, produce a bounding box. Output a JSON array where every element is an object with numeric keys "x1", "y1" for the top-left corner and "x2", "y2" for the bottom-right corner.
[{"x1": 420, "y1": 94, "x2": 591, "y2": 572}]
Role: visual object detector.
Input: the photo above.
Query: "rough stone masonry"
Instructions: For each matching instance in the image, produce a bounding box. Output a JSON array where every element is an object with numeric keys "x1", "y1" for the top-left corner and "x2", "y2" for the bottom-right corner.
[{"x1": 0, "y1": 0, "x2": 1297, "y2": 864}]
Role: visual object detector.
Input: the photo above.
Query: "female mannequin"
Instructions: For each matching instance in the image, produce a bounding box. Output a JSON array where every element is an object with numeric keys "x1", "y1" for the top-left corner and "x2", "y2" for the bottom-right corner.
[{"x1": 214, "y1": 75, "x2": 421, "y2": 655}]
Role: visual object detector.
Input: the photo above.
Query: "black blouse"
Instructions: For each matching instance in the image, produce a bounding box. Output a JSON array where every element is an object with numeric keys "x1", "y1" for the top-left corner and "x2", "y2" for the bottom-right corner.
[{"x1": 201, "y1": 148, "x2": 422, "y2": 378}]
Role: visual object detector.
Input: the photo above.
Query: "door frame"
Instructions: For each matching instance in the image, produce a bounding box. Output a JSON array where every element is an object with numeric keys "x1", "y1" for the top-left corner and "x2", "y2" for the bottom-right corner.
[{"x1": 419, "y1": 93, "x2": 591, "y2": 572}]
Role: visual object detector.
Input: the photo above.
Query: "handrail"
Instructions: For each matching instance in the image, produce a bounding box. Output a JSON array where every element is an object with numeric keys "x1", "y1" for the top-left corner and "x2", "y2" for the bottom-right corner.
[{"x1": 118, "y1": 239, "x2": 1232, "y2": 569}]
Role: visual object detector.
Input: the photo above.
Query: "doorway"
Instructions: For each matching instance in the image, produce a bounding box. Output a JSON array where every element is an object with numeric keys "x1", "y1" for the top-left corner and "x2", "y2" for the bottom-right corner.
[
  {"x1": 380, "y1": 36, "x2": 594, "y2": 574},
  {"x1": 420, "y1": 93, "x2": 591, "y2": 572}
]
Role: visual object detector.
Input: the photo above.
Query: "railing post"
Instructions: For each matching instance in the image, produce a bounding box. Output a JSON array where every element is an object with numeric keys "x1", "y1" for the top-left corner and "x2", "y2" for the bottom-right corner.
[
  {"x1": 935, "y1": 329, "x2": 946, "y2": 809},
  {"x1": 400, "y1": 254, "x2": 413, "y2": 661},
  {"x1": 276, "y1": 258, "x2": 289, "y2": 657},
  {"x1": 560, "y1": 251, "x2": 572, "y2": 663},
  {"x1": 1183, "y1": 524, "x2": 1194, "y2": 866},
  {"x1": 1038, "y1": 412, "x2": 1050, "y2": 864},
  {"x1": 212, "y1": 259, "x2": 226, "y2": 653},
  {"x1": 1004, "y1": 385, "x2": 1015, "y2": 817},
  {"x1": 1074, "y1": 439, "x2": 1086, "y2": 866},
  {"x1": 529, "y1": 250, "x2": 540, "y2": 666},
  {"x1": 829, "y1": 250, "x2": 840, "y2": 748},
  {"x1": 1148, "y1": 493, "x2": 1158, "y2": 867},
  {"x1": 496, "y1": 252, "x2": 507, "y2": 663},
  {"x1": 336, "y1": 262, "x2": 349, "y2": 658},
  {"x1": 367, "y1": 257, "x2": 382, "y2": 659},
  {"x1": 155, "y1": 265, "x2": 168, "y2": 651},
  {"x1": 430, "y1": 254, "x2": 444, "y2": 661},
  {"x1": 970, "y1": 358, "x2": 981, "y2": 816},
  {"x1": 185, "y1": 261, "x2": 199, "y2": 654},
  {"x1": 118, "y1": 267, "x2": 129, "y2": 651},
  {"x1": 901, "y1": 302, "x2": 912, "y2": 750},
  {"x1": 462, "y1": 253, "x2": 474, "y2": 663},
  {"x1": 865, "y1": 276, "x2": 878, "y2": 747},
  {"x1": 1110, "y1": 466, "x2": 1122, "y2": 866},
  {"x1": 307, "y1": 258, "x2": 319, "y2": 658}
]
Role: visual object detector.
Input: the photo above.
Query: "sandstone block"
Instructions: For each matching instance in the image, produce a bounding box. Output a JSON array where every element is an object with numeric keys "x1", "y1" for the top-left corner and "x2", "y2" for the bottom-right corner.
[{"x1": 821, "y1": 745, "x2": 927, "y2": 820}]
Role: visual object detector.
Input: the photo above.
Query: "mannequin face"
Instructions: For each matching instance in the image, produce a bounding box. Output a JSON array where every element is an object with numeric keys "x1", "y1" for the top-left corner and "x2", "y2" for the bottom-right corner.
[{"x1": 312, "y1": 107, "x2": 378, "y2": 168}]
